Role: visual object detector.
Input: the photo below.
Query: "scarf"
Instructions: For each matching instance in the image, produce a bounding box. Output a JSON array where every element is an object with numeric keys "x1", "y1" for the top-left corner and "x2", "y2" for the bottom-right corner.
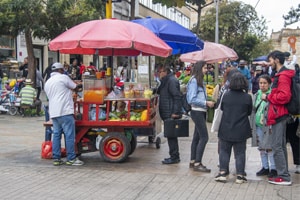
[{"x1": 255, "y1": 89, "x2": 271, "y2": 127}]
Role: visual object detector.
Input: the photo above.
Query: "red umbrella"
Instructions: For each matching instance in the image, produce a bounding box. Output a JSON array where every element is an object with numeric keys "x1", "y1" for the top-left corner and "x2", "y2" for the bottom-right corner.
[
  {"x1": 179, "y1": 41, "x2": 238, "y2": 63},
  {"x1": 49, "y1": 19, "x2": 172, "y2": 57}
]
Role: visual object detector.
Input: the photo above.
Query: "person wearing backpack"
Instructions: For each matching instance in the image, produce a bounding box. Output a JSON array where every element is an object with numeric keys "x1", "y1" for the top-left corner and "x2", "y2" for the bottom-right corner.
[
  {"x1": 261, "y1": 50, "x2": 295, "y2": 186},
  {"x1": 286, "y1": 63, "x2": 300, "y2": 174}
]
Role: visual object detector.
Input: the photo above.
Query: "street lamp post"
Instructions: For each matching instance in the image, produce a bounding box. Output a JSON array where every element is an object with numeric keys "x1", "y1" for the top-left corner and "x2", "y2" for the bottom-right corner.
[
  {"x1": 214, "y1": 0, "x2": 219, "y2": 44},
  {"x1": 214, "y1": 0, "x2": 219, "y2": 84}
]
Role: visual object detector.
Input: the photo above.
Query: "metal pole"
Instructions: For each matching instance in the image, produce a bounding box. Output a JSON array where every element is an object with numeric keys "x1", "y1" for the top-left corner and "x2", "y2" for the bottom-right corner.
[
  {"x1": 215, "y1": 0, "x2": 219, "y2": 44},
  {"x1": 214, "y1": 0, "x2": 220, "y2": 84}
]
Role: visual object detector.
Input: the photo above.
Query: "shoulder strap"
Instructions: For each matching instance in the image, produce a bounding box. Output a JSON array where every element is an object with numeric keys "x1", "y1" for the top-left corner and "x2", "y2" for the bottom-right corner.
[{"x1": 218, "y1": 91, "x2": 225, "y2": 109}]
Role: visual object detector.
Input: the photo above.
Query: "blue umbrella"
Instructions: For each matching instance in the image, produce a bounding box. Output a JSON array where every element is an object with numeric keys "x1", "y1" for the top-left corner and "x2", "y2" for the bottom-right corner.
[
  {"x1": 132, "y1": 17, "x2": 204, "y2": 55},
  {"x1": 253, "y1": 55, "x2": 268, "y2": 62}
]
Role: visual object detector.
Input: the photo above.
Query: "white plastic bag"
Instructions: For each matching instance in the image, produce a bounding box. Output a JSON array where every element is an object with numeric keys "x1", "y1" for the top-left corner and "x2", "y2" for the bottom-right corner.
[{"x1": 95, "y1": 135, "x2": 102, "y2": 150}]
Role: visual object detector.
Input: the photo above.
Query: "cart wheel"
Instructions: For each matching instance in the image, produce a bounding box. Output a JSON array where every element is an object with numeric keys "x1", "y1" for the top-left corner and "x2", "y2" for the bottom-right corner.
[
  {"x1": 156, "y1": 137, "x2": 161, "y2": 149},
  {"x1": 129, "y1": 135, "x2": 137, "y2": 155},
  {"x1": 148, "y1": 136, "x2": 154, "y2": 143},
  {"x1": 9, "y1": 106, "x2": 18, "y2": 116},
  {"x1": 100, "y1": 132, "x2": 131, "y2": 163}
]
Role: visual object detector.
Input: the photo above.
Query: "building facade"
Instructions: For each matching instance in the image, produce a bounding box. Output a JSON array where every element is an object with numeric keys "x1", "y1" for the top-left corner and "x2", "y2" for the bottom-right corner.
[{"x1": 271, "y1": 28, "x2": 300, "y2": 64}]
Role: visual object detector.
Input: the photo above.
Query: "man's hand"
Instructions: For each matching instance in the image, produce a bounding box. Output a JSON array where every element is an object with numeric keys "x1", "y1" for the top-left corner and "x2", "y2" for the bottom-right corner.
[
  {"x1": 171, "y1": 114, "x2": 181, "y2": 119},
  {"x1": 261, "y1": 93, "x2": 268, "y2": 101}
]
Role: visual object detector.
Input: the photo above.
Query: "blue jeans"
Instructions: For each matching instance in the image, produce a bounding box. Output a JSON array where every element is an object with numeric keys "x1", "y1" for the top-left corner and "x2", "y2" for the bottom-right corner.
[
  {"x1": 190, "y1": 110, "x2": 208, "y2": 163},
  {"x1": 256, "y1": 126, "x2": 276, "y2": 170},
  {"x1": 44, "y1": 105, "x2": 52, "y2": 141},
  {"x1": 219, "y1": 138, "x2": 247, "y2": 176},
  {"x1": 52, "y1": 114, "x2": 76, "y2": 161}
]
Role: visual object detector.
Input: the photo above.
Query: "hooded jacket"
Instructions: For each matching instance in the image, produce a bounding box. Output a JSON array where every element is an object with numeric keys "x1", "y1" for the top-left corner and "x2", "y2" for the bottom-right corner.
[{"x1": 267, "y1": 67, "x2": 295, "y2": 125}]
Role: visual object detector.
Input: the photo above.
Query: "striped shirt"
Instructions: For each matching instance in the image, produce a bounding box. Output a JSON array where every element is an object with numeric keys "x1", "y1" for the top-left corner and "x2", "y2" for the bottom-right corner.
[{"x1": 19, "y1": 85, "x2": 36, "y2": 105}]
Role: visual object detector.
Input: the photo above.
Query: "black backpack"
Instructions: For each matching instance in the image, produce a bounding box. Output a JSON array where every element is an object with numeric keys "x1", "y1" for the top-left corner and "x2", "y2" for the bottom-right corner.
[{"x1": 286, "y1": 71, "x2": 300, "y2": 115}]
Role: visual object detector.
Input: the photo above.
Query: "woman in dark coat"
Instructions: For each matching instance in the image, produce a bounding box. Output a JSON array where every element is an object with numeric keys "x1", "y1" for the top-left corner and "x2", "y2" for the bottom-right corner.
[
  {"x1": 157, "y1": 65, "x2": 182, "y2": 164},
  {"x1": 215, "y1": 73, "x2": 252, "y2": 184}
]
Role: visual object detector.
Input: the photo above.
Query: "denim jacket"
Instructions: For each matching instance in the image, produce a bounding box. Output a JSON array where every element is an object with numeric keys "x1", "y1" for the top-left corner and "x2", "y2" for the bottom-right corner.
[{"x1": 186, "y1": 76, "x2": 207, "y2": 109}]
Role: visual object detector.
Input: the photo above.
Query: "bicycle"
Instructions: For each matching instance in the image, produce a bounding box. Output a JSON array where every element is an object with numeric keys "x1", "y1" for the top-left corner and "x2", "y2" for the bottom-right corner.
[{"x1": 0, "y1": 90, "x2": 18, "y2": 115}]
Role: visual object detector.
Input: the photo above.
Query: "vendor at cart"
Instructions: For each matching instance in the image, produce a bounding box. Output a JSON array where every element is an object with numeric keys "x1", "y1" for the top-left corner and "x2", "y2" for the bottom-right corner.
[{"x1": 44, "y1": 62, "x2": 83, "y2": 166}]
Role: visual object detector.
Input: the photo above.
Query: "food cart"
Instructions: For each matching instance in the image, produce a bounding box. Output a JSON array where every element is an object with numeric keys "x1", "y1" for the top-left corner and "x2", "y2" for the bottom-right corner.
[
  {"x1": 70, "y1": 76, "x2": 161, "y2": 163},
  {"x1": 47, "y1": 18, "x2": 173, "y2": 163}
]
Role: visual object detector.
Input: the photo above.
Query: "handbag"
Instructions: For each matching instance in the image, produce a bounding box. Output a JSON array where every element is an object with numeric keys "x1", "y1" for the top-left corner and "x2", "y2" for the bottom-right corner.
[
  {"x1": 211, "y1": 94, "x2": 224, "y2": 133},
  {"x1": 164, "y1": 118, "x2": 189, "y2": 138},
  {"x1": 182, "y1": 93, "x2": 191, "y2": 113}
]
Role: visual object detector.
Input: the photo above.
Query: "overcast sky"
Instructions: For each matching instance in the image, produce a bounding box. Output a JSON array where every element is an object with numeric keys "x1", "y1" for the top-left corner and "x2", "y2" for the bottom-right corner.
[{"x1": 238, "y1": 0, "x2": 299, "y2": 35}]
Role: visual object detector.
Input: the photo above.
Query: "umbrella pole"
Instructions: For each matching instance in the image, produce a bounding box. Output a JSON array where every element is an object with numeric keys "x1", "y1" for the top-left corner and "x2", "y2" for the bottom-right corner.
[
  {"x1": 149, "y1": 56, "x2": 151, "y2": 88},
  {"x1": 95, "y1": 49, "x2": 99, "y2": 70}
]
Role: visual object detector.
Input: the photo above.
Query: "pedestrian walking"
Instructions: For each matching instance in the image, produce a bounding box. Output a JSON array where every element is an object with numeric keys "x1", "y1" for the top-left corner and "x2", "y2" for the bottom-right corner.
[
  {"x1": 261, "y1": 50, "x2": 295, "y2": 186},
  {"x1": 44, "y1": 62, "x2": 84, "y2": 166},
  {"x1": 215, "y1": 73, "x2": 252, "y2": 184},
  {"x1": 186, "y1": 61, "x2": 215, "y2": 172},
  {"x1": 157, "y1": 64, "x2": 182, "y2": 164}
]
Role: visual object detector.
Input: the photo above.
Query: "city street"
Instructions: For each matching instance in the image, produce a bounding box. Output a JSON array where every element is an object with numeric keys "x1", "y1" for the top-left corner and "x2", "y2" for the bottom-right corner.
[{"x1": 0, "y1": 94, "x2": 299, "y2": 200}]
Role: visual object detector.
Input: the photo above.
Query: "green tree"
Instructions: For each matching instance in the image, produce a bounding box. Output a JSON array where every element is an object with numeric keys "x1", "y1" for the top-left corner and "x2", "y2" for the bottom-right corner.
[
  {"x1": 283, "y1": 4, "x2": 300, "y2": 27},
  {"x1": 0, "y1": 0, "x2": 105, "y2": 84},
  {"x1": 200, "y1": 1, "x2": 271, "y2": 61}
]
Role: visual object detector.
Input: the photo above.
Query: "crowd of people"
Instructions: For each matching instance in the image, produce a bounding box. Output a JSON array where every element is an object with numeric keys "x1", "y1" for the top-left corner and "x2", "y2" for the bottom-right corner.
[
  {"x1": 158, "y1": 50, "x2": 299, "y2": 186},
  {"x1": 1, "y1": 49, "x2": 299, "y2": 185}
]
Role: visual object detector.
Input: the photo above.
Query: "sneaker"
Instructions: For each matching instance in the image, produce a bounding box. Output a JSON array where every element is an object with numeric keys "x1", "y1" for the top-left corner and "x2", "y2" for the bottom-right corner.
[
  {"x1": 295, "y1": 165, "x2": 300, "y2": 174},
  {"x1": 215, "y1": 173, "x2": 228, "y2": 183},
  {"x1": 256, "y1": 167, "x2": 269, "y2": 176},
  {"x1": 189, "y1": 162, "x2": 195, "y2": 168},
  {"x1": 268, "y1": 169, "x2": 278, "y2": 178},
  {"x1": 268, "y1": 177, "x2": 292, "y2": 186},
  {"x1": 53, "y1": 159, "x2": 64, "y2": 166},
  {"x1": 66, "y1": 158, "x2": 84, "y2": 166},
  {"x1": 236, "y1": 175, "x2": 247, "y2": 184},
  {"x1": 194, "y1": 164, "x2": 211, "y2": 173}
]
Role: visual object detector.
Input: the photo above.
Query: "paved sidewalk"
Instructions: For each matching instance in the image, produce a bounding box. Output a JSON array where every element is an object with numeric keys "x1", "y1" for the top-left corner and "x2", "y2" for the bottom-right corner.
[{"x1": 0, "y1": 92, "x2": 299, "y2": 199}]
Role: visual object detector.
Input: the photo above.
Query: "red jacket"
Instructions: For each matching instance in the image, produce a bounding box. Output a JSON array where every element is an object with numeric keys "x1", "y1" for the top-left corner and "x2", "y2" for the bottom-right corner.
[{"x1": 267, "y1": 67, "x2": 295, "y2": 125}]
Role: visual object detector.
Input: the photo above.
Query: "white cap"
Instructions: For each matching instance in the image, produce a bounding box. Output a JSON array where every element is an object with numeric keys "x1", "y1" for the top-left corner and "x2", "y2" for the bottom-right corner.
[
  {"x1": 51, "y1": 62, "x2": 64, "y2": 71},
  {"x1": 255, "y1": 65, "x2": 262, "y2": 71}
]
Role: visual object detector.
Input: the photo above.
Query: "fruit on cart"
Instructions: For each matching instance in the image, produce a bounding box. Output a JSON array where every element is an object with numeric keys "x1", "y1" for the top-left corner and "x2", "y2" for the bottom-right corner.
[
  {"x1": 116, "y1": 111, "x2": 127, "y2": 119},
  {"x1": 130, "y1": 116, "x2": 136, "y2": 121},
  {"x1": 143, "y1": 89, "x2": 153, "y2": 98},
  {"x1": 141, "y1": 110, "x2": 148, "y2": 121}
]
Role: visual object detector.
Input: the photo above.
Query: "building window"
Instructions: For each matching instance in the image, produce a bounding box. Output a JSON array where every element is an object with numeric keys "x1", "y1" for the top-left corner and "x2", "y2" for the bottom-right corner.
[{"x1": 0, "y1": 35, "x2": 16, "y2": 62}]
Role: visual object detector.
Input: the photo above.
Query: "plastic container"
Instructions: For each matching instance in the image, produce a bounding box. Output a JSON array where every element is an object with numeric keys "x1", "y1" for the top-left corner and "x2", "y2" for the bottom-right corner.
[{"x1": 83, "y1": 78, "x2": 106, "y2": 103}]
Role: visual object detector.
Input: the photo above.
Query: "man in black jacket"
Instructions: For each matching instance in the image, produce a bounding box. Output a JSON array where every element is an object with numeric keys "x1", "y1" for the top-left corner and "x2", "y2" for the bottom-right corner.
[
  {"x1": 19, "y1": 57, "x2": 28, "y2": 78},
  {"x1": 157, "y1": 65, "x2": 182, "y2": 164}
]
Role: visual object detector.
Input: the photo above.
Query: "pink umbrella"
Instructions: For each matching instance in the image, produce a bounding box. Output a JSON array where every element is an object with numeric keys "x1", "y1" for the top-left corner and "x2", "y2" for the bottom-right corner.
[
  {"x1": 49, "y1": 19, "x2": 172, "y2": 57},
  {"x1": 179, "y1": 41, "x2": 238, "y2": 63}
]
